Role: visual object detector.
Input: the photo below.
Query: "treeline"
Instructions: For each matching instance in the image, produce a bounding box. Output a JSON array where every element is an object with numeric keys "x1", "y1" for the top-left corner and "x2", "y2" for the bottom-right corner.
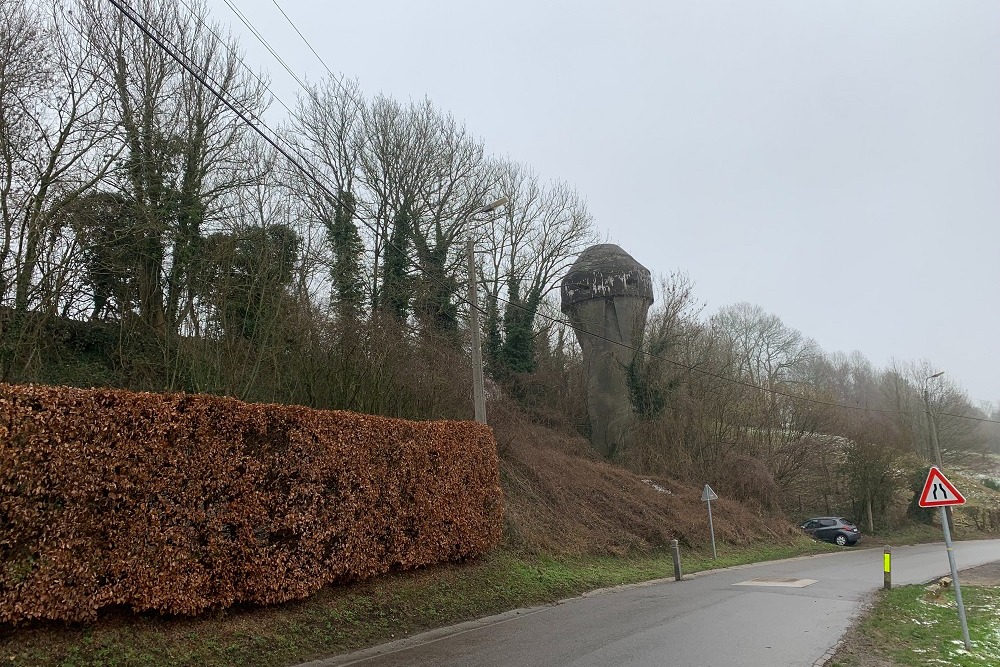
[
  {"x1": 627, "y1": 273, "x2": 1000, "y2": 525},
  {"x1": 0, "y1": 0, "x2": 595, "y2": 416}
]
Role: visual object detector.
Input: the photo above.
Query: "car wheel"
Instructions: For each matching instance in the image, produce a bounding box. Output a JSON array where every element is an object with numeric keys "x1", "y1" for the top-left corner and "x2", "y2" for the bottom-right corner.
[{"x1": 835, "y1": 534, "x2": 848, "y2": 546}]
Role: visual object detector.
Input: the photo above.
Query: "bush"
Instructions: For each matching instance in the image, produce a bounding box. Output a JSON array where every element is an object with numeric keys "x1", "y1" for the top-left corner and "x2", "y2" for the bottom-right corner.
[{"x1": 0, "y1": 384, "x2": 502, "y2": 624}]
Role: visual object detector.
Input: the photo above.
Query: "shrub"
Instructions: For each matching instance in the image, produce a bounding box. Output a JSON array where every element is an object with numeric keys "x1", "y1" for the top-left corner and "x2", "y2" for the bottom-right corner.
[{"x1": 0, "y1": 384, "x2": 502, "y2": 623}]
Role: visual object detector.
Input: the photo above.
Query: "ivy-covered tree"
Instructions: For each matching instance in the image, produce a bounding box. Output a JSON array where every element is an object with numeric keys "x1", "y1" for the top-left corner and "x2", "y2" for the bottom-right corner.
[
  {"x1": 412, "y1": 240, "x2": 459, "y2": 336},
  {"x1": 498, "y1": 277, "x2": 539, "y2": 374},
  {"x1": 204, "y1": 224, "x2": 300, "y2": 341},
  {"x1": 381, "y1": 204, "x2": 412, "y2": 320},
  {"x1": 482, "y1": 291, "x2": 503, "y2": 374},
  {"x1": 327, "y1": 190, "x2": 365, "y2": 321},
  {"x1": 66, "y1": 192, "x2": 139, "y2": 320},
  {"x1": 906, "y1": 466, "x2": 936, "y2": 524},
  {"x1": 82, "y1": 0, "x2": 269, "y2": 335},
  {"x1": 475, "y1": 163, "x2": 597, "y2": 380}
]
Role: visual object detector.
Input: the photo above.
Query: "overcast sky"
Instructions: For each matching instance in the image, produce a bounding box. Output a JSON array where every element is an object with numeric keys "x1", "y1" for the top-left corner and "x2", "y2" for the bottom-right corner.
[{"x1": 216, "y1": 0, "x2": 999, "y2": 402}]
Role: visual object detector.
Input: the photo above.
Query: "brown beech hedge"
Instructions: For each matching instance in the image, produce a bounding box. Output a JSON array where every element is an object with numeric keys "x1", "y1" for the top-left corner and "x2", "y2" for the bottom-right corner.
[{"x1": 0, "y1": 384, "x2": 502, "y2": 624}]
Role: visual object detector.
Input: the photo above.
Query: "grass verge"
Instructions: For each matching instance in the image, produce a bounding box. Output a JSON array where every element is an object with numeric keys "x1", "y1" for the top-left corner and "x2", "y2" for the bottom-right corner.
[
  {"x1": 833, "y1": 585, "x2": 1000, "y2": 667},
  {"x1": 0, "y1": 538, "x2": 834, "y2": 667},
  {"x1": 859, "y1": 523, "x2": 958, "y2": 547}
]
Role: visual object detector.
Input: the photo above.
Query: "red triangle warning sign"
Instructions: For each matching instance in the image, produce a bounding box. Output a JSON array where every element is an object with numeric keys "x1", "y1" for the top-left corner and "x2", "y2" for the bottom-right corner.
[{"x1": 918, "y1": 467, "x2": 966, "y2": 507}]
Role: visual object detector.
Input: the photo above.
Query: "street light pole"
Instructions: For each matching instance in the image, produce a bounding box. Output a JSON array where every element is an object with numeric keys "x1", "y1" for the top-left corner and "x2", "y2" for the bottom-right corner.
[
  {"x1": 466, "y1": 197, "x2": 508, "y2": 424},
  {"x1": 924, "y1": 371, "x2": 953, "y2": 531},
  {"x1": 467, "y1": 237, "x2": 487, "y2": 424},
  {"x1": 923, "y1": 371, "x2": 945, "y2": 468}
]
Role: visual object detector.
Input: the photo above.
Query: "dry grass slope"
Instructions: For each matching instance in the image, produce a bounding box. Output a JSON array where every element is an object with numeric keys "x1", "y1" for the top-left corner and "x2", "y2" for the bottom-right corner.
[{"x1": 490, "y1": 404, "x2": 798, "y2": 555}]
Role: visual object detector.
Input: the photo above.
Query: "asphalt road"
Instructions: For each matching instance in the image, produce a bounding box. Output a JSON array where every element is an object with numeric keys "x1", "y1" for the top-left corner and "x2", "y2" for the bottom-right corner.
[{"x1": 303, "y1": 539, "x2": 1000, "y2": 667}]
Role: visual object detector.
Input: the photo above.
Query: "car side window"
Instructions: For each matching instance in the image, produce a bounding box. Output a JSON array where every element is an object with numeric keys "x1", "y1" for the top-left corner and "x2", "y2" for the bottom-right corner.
[
  {"x1": 819, "y1": 519, "x2": 837, "y2": 527},
  {"x1": 803, "y1": 520, "x2": 818, "y2": 529}
]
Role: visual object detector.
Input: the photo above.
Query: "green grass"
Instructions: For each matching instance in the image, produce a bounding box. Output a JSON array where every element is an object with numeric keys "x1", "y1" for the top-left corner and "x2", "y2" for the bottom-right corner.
[
  {"x1": 862, "y1": 523, "x2": 947, "y2": 546},
  {"x1": 0, "y1": 538, "x2": 833, "y2": 667},
  {"x1": 846, "y1": 585, "x2": 1000, "y2": 666},
  {"x1": 682, "y1": 539, "x2": 837, "y2": 573},
  {"x1": 852, "y1": 520, "x2": 995, "y2": 550}
]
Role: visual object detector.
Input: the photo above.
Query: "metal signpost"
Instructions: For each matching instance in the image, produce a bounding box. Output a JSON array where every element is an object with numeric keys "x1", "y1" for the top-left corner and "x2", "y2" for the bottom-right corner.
[
  {"x1": 918, "y1": 466, "x2": 971, "y2": 651},
  {"x1": 701, "y1": 484, "x2": 718, "y2": 559}
]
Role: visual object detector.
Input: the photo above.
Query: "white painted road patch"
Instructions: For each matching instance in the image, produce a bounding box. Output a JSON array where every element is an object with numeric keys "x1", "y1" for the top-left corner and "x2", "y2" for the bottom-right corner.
[{"x1": 734, "y1": 577, "x2": 818, "y2": 588}]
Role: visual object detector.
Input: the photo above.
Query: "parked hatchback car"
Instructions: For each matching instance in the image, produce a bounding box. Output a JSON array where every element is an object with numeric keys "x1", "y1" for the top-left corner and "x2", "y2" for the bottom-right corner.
[{"x1": 800, "y1": 517, "x2": 861, "y2": 546}]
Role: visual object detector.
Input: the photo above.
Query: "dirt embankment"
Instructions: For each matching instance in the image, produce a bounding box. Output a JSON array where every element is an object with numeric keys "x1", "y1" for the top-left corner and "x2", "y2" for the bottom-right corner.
[{"x1": 489, "y1": 404, "x2": 798, "y2": 555}]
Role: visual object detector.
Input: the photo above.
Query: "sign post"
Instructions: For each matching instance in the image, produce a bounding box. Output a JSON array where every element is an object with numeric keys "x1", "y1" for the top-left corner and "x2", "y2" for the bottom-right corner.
[
  {"x1": 918, "y1": 466, "x2": 971, "y2": 651},
  {"x1": 702, "y1": 484, "x2": 718, "y2": 559}
]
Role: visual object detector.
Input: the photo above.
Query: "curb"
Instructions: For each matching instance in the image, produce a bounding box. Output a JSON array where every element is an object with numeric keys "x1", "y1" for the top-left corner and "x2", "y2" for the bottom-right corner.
[{"x1": 812, "y1": 639, "x2": 842, "y2": 666}]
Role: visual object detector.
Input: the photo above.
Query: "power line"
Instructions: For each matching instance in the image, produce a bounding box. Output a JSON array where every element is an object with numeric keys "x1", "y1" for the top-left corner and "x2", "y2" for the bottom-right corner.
[
  {"x1": 222, "y1": 2, "x2": 916, "y2": 421},
  {"x1": 110, "y1": 0, "x2": 1000, "y2": 429},
  {"x1": 266, "y1": 0, "x2": 367, "y2": 119},
  {"x1": 269, "y1": 0, "x2": 340, "y2": 82},
  {"x1": 173, "y1": 0, "x2": 296, "y2": 120},
  {"x1": 115, "y1": 0, "x2": 309, "y2": 181},
  {"x1": 109, "y1": 0, "x2": 366, "y2": 240},
  {"x1": 174, "y1": 0, "x2": 374, "y2": 239},
  {"x1": 220, "y1": 0, "x2": 310, "y2": 94},
  {"x1": 536, "y1": 306, "x2": 1000, "y2": 425},
  {"x1": 258, "y1": 5, "x2": 1000, "y2": 427},
  {"x1": 260, "y1": 4, "x2": 1000, "y2": 427},
  {"x1": 108, "y1": 0, "x2": 439, "y2": 343},
  {"x1": 170, "y1": 0, "x2": 429, "y2": 277}
]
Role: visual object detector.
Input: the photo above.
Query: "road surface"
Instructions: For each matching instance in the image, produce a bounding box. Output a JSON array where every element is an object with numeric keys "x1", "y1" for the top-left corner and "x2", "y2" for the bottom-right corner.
[{"x1": 302, "y1": 539, "x2": 1000, "y2": 667}]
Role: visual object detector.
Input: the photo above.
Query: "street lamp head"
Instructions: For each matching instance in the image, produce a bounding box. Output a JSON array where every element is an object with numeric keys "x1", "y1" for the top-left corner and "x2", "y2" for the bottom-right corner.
[
  {"x1": 928, "y1": 371, "x2": 945, "y2": 380},
  {"x1": 472, "y1": 197, "x2": 509, "y2": 215}
]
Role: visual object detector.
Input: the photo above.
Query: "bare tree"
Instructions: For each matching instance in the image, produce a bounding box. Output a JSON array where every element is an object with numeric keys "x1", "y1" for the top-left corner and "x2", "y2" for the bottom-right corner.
[
  {"x1": 355, "y1": 95, "x2": 495, "y2": 330},
  {"x1": 709, "y1": 303, "x2": 819, "y2": 452},
  {"x1": 288, "y1": 77, "x2": 365, "y2": 318},
  {"x1": 625, "y1": 271, "x2": 703, "y2": 418},
  {"x1": 0, "y1": 0, "x2": 124, "y2": 382},
  {"x1": 355, "y1": 95, "x2": 431, "y2": 315},
  {"x1": 79, "y1": 0, "x2": 270, "y2": 335},
  {"x1": 897, "y1": 359, "x2": 985, "y2": 460},
  {"x1": 475, "y1": 160, "x2": 596, "y2": 374},
  {"x1": 408, "y1": 106, "x2": 493, "y2": 333},
  {"x1": 0, "y1": 0, "x2": 116, "y2": 314}
]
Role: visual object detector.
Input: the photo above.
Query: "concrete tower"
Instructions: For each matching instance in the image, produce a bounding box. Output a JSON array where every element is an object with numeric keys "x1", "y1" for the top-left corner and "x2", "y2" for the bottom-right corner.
[{"x1": 560, "y1": 244, "x2": 654, "y2": 458}]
